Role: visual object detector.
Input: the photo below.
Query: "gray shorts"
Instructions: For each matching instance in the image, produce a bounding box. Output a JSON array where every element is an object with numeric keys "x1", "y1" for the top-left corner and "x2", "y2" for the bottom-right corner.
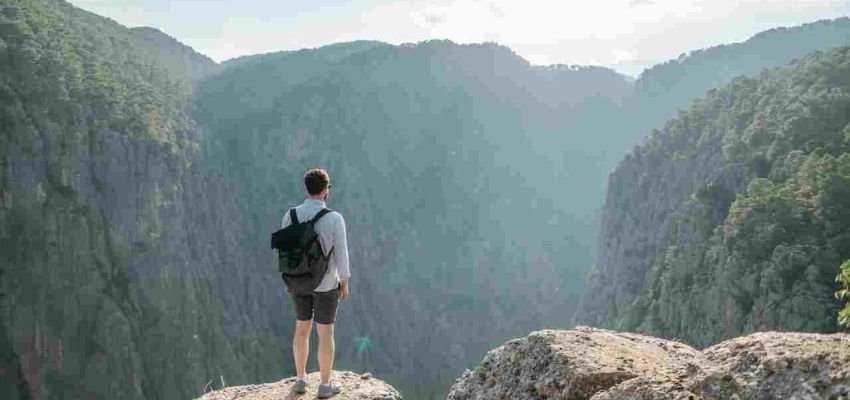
[{"x1": 290, "y1": 284, "x2": 340, "y2": 324}]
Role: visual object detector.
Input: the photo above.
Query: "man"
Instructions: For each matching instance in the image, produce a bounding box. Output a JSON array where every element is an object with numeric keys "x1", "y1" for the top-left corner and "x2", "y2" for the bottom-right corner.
[{"x1": 281, "y1": 168, "x2": 350, "y2": 398}]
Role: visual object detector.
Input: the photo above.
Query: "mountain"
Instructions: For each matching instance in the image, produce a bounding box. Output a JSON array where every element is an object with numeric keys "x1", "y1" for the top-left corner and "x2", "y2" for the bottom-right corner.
[
  {"x1": 193, "y1": 38, "x2": 634, "y2": 398},
  {"x1": 628, "y1": 17, "x2": 850, "y2": 151},
  {"x1": 0, "y1": 1, "x2": 634, "y2": 395},
  {"x1": 130, "y1": 26, "x2": 221, "y2": 85},
  {"x1": 576, "y1": 45, "x2": 850, "y2": 347},
  {"x1": 221, "y1": 39, "x2": 390, "y2": 70},
  {"x1": 0, "y1": 0, "x2": 284, "y2": 398},
  {"x1": 4, "y1": 0, "x2": 850, "y2": 398},
  {"x1": 192, "y1": 16, "x2": 850, "y2": 396}
]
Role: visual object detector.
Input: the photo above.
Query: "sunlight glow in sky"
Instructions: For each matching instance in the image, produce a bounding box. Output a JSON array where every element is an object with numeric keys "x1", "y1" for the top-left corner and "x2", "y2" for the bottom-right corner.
[{"x1": 69, "y1": 0, "x2": 850, "y2": 76}]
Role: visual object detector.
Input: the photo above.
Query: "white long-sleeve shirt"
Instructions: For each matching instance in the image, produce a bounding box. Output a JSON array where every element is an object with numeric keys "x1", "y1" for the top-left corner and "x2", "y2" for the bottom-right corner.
[{"x1": 281, "y1": 198, "x2": 350, "y2": 292}]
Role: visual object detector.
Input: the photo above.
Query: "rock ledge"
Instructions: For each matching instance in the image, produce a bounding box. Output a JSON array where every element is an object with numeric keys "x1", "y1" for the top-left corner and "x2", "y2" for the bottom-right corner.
[
  {"x1": 196, "y1": 370, "x2": 402, "y2": 400},
  {"x1": 448, "y1": 326, "x2": 850, "y2": 400}
]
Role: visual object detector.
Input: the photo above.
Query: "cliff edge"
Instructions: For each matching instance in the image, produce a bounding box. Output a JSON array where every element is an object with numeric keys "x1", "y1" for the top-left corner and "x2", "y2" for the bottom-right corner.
[{"x1": 196, "y1": 371, "x2": 402, "y2": 400}]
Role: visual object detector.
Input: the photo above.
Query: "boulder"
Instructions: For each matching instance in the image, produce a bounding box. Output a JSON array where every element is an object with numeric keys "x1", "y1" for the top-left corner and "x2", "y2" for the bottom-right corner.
[
  {"x1": 447, "y1": 326, "x2": 699, "y2": 400},
  {"x1": 692, "y1": 332, "x2": 850, "y2": 400}
]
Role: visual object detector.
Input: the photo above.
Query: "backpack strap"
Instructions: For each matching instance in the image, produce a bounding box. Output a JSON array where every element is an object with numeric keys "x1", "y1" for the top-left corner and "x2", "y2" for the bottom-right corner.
[
  {"x1": 312, "y1": 208, "x2": 335, "y2": 257},
  {"x1": 310, "y1": 208, "x2": 333, "y2": 225},
  {"x1": 289, "y1": 208, "x2": 299, "y2": 225}
]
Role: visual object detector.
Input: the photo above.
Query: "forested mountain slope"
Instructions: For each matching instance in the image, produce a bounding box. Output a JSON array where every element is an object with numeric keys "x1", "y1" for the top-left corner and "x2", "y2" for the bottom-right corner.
[
  {"x1": 130, "y1": 26, "x2": 221, "y2": 85},
  {"x1": 577, "y1": 45, "x2": 850, "y2": 347},
  {"x1": 0, "y1": 0, "x2": 284, "y2": 398}
]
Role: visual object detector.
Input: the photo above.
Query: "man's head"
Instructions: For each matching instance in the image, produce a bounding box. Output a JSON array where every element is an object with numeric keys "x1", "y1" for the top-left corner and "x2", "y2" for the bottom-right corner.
[{"x1": 304, "y1": 168, "x2": 331, "y2": 200}]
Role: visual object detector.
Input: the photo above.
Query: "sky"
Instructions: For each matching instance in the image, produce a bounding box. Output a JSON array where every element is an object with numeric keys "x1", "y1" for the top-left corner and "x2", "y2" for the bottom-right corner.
[{"x1": 68, "y1": 0, "x2": 850, "y2": 76}]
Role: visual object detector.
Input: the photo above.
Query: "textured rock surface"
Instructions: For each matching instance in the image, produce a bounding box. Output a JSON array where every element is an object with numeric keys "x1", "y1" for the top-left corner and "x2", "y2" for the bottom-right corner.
[
  {"x1": 591, "y1": 376, "x2": 699, "y2": 400},
  {"x1": 447, "y1": 326, "x2": 699, "y2": 400},
  {"x1": 196, "y1": 371, "x2": 402, "y2": 400},
  {"x1": 448, "y1": 327, "x2": 850, "y2": 400},
  {"x1": 691, "y1": 332, "x2": 850, "y2": 400}
]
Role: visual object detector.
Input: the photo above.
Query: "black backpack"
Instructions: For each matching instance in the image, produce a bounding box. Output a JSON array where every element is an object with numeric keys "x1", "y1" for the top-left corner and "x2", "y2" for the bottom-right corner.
[{"x1": 270, "y1": 207, "x2": 334, "y2": 295}]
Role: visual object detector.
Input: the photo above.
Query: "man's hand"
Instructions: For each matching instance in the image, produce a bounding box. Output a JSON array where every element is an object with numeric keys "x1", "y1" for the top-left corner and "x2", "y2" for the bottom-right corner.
[{"x1": 339, "y1": 279, "x2": 349, "y2": 300}]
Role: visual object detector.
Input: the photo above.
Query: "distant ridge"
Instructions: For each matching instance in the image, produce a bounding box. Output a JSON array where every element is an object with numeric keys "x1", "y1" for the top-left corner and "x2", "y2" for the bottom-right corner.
[{"x1": 131, "y1": 26, "x2": 221, "y2": 83}]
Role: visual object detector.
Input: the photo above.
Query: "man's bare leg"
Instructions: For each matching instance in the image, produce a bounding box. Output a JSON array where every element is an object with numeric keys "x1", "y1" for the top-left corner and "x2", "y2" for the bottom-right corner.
[
  {"x1": 294, "y1": 319, "x2": 313, "y2": 379},
  {"x1": 316, "y1": 322, "x2": 335, "y2": 384}
]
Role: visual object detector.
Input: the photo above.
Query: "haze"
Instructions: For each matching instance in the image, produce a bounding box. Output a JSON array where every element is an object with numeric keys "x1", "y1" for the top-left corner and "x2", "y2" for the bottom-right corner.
[{"x1": 68, "y1": 0, "x2": 850, "y2": 76}]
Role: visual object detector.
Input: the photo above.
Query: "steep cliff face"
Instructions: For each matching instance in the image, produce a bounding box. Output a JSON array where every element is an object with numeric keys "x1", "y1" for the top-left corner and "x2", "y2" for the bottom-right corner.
[
  {"x1": 0, "y1": 1, "x2": 286, "y2": 398},
  {"x1": 448, "y1": 327, "x2": 850, "y2": 400},
  {"x1": 576, "y1": 46, "x2": 850, "y2": 345},
  {"x1": 575, "y1": 96, "x2": 750, "y2": 330}
]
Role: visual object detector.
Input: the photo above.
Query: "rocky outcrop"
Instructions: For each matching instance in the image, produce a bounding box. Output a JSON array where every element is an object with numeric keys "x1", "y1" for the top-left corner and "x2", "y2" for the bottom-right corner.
[
  {"x1": 688, "y1": 332, "x2": 850, "y2": 400},
  {"x1": 448, "y1": 327, "x2": 700, "y2": 400},
  {"x1": 448, "y1": 326, "x2": 850, "y2": 400},
  {"x1": 196, "y1": 371, "x2": 402, "y2": 400}
]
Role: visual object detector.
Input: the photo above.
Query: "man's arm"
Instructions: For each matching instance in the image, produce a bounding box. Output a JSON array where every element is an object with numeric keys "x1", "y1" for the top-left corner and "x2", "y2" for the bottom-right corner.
[
  {"x1": 333, "y1": 213, "x2": 350, "y2": 299},
  {"x1": 281, "y1": 210, "x2": 292, "y2": 294}
]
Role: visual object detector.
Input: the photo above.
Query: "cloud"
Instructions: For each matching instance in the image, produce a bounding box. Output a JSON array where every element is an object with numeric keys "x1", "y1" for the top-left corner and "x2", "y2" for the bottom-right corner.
[
  {"x1": 611, "y1": 48, "x2": 636, "y2": 63},
  {"x1": 423, "y1": 12, "x2": 447, "y2": 26},
  {"x1": 629, "y1": 0, "x2": 654, "y2": 6},
  {"x1": 410, "y1": 3, "x2": 451, "y2": 29},
  {"x1": 486, "y1": 1, "x2": 506, "y2": 17}
]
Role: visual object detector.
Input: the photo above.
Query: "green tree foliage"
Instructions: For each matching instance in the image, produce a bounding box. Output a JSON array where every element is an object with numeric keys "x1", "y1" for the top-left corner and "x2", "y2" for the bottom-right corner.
[
  {"x1": 611, "y1": 47, "x2": 850, "y2": 346},
  {"x1": 0, "y1": 1, "x2": 262, "y2": 399},
  {"x1": 6, "y1": 1, "x2": 850, "y2": 398},
  {"x1": 0, "y1": 0, "x2": 195, "y2": 149},
  {"x1": 837, "y1": 260, "x2": 850, "y2": 327}
]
